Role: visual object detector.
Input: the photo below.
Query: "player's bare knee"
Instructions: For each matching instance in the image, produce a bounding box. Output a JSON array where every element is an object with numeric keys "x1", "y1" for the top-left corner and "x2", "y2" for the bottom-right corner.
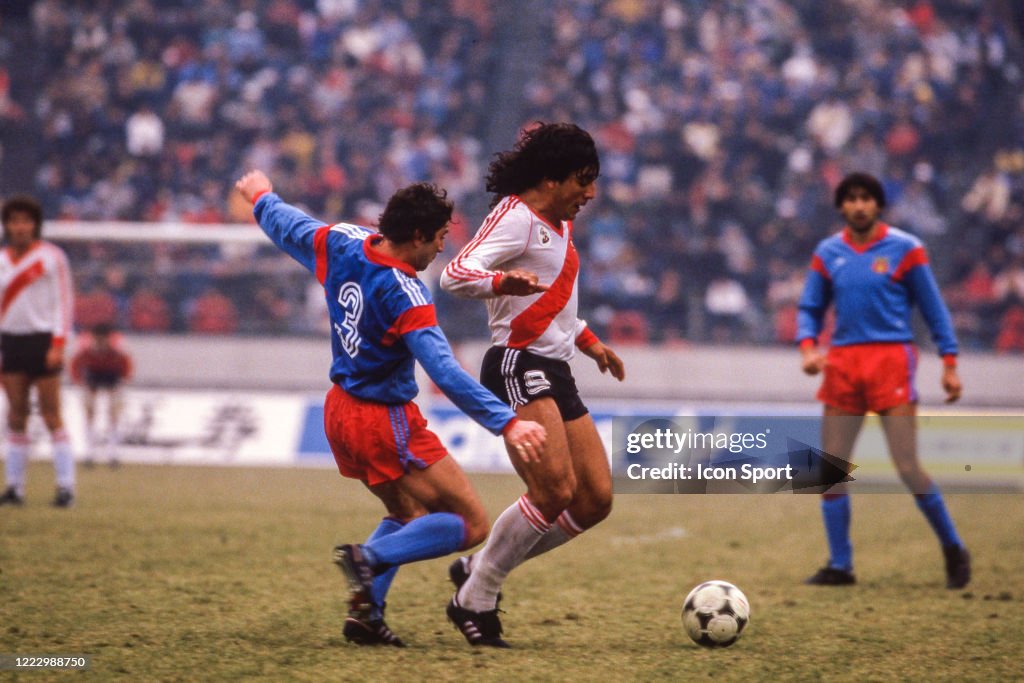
[
  {"x1": 894, "y1": 461, "x2": 922, "y2": 481},
  {"x1": 531, "y1": 482, "x2": 575, "y2": 521},
  {"x1": 572, "y1": 489, "x2": 613, "y2": 528},
  {"x1": 588, "y1": 493, "x2": 614, "y2": 525}
]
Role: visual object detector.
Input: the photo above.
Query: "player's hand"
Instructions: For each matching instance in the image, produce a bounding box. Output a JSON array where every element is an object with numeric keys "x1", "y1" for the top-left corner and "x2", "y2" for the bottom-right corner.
[
  {"x1": 503, "y1": 419, "x2": 546, "y2": 464},
  {"x1": 583, "y1": 341, "x2": 625, "y2": 381},
  {"x1": 45, "y1": 346, "x2": 64, "y2": 371},
  {"x1": 942, "y1": 366, "x2": 962, "y2": 403},
  {"x1": 800, "y1": 346, "x2": 826, "y2": 375},
  {"x1": 235, "y1": 170, "x2": 273, "y2": 204},
  {"x1": 496, "y1": 270, "x2": 549, "y2": 296}
]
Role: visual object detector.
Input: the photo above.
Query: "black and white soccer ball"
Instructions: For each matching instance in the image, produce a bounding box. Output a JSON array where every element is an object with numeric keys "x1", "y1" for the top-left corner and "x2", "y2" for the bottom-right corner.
[{"x1": 681, "y1": 580, "x2": 750, "y2": 648}]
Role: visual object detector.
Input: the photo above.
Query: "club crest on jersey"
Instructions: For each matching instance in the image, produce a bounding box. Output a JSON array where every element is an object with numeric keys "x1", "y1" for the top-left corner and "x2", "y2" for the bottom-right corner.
[
  {"x1": 538, "y1": 226, "x2": 551, "y2": 245},
  {"x1": 871, "y1": 256, "x2": 890, "y2": 274}
]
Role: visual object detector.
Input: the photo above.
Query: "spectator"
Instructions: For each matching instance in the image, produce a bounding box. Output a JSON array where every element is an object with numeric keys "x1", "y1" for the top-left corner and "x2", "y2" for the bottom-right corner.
[
  {"x1": 75, "y1": 283, "x2": 119, "y2": 330},
  {"x1": 995, "y1": 305, "x2": 1024, "y2": 353},
  {"x1": 186, "y1": 286, "x2": 239, "y2": 334},
  {"x1": 127, "y1": 286, "x2": 171, "y2": 333},
  {"x1": 125, "y1": 103, "x2": 164, "y2": 157}
]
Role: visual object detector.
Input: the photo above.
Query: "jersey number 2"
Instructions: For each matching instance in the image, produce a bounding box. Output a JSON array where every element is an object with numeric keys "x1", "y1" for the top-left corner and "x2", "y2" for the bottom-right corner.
[{"x1": 334, "y1": 282, "x2": 363, "y2": 357}]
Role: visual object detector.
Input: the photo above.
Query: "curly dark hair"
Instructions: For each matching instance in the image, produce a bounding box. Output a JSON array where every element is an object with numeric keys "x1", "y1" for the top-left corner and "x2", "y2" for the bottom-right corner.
[
  {"x1": 485, "y1": 122, "x2": 600, "y2": 207},
  {"x1": 834, "y1": 172, "x2": 887, "y2": 209},
  {"x1": 377, "y1": 183, "x2": 454, "y2": 244},
  {"x1": 1, "y1": 194, "x2": 43, "y2": 241}
]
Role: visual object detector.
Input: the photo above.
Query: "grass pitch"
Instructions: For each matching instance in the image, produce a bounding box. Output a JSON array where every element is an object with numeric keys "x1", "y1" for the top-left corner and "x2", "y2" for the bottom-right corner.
[{"x1": 1, "y1": 462, "x2": 1022, "y2": 682}]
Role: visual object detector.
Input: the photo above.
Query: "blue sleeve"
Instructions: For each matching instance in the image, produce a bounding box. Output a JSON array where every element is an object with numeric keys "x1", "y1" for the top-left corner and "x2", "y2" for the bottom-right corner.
[
  {"x1": 905, "y1": 264, "x2": 959, "y2": 356},
  {"x1": 404, "y1": 326, "x2": 516, "y2": 436},
  {"x1": 253, "y1": 193, "x2": 326, "y2": 276},
  {"x1": 796, "y1": 270, "x2": 831, "y2": 343}
]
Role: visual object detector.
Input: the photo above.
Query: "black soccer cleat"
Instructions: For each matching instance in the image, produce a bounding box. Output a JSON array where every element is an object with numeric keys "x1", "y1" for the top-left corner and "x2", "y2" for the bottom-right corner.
[
  {"x1": 805, "y1": 565, "x2": 856, "y2": 586},
  {"x1": 333, "y1": 544, "x2": 375, "y2": 619},
  {"x1": 449, "y1": 555, "x2": 503, "y2": 607},
  {"x1": 446, "y1": 598, "x2": 510, "y2": 648},
  {"x1": 0, "y1": 487, "x2": 24, "y2": 506},
  {"x1": 343, "y1": 616, "x2": 406, "y2": 647},
  {"x1": 943, "y1": 545, "x2": 971, "y2": 590},
  {"x1": 52, "y1": 487, "x2": 74, "y2": 508}
]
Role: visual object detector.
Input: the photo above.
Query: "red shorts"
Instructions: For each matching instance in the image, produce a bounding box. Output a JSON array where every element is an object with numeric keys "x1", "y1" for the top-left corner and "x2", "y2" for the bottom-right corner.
[
  {"x1": 324, "y1": 384, "x2": 448, "y2": 486},
  {"x1": 818, "y1": 343, "x2": 918, "y2": 414}
]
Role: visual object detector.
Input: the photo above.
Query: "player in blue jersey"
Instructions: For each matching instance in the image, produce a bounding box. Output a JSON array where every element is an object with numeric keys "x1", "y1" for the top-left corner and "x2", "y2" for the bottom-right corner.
[
  {"x1": 234, "y1": 170, "x2": 547, "y2": 647},
  {"x1": 797, "y1": 172, "x2": 970, "y2": 589}
]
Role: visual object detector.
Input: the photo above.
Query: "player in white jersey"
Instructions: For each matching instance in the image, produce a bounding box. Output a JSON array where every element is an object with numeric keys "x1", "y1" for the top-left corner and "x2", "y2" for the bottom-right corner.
[
  {"x1": 440, "y1": 123, "x2": 625, "y2": 646},
  {"x1": 0, "y1": 196, "x2": 76, "y2": 508}
]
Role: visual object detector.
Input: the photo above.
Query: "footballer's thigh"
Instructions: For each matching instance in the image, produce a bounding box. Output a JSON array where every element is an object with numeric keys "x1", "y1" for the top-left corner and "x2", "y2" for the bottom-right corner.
[
  {"x1": 384, "y1": 454, "x2": 490, "y2": 548},
  {"x1": 563, "y1": 412, "x2": 612, "y2": 528},
  {"x1": 368, "y1": 481, "x2": 429, "y2": 523},
  {"x1": 2, "y1": 374, "x2": 35, "y2": 430},
  {"x1": 510, "y1": 396, "x2": 576, "y2": 522}
]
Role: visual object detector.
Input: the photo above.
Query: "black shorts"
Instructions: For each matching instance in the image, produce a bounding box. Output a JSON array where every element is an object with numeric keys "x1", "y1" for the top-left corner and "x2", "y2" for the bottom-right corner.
[
  {"x1": 1, "y1": 333, "x2": 60, "y2": 377},
  {"x1": 481, "y1": 346, "x2": 589, "y2": 422},
  {"x1": 85, "y1": 371, "x2": 123, "y2": 390}
]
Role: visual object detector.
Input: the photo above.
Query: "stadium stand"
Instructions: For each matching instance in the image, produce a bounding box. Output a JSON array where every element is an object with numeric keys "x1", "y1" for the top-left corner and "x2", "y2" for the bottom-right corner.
[{"x1": 0, "y1": 0, "x2": 1021, "y2": 351}]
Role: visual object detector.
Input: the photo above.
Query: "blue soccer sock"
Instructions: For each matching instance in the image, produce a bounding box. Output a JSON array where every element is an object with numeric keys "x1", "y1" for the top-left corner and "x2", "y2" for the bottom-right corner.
[
  {"x1": 363, "y1": 512, "x2": 465, "y2": 571},
  {"x1": 821, "y1": 494, "x2": 853, "y2": 571},
  {"x1": 365, "y1": 517, "x2": 405, "y2": 621},
  {"x1": 914, "y1": 484, "x2": 963, "y2": 549}
]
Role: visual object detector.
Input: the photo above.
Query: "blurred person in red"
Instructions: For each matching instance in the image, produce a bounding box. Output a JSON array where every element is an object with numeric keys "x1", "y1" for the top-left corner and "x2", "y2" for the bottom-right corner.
[
  {"x1": 70, "y1": 323, "x2": 133, "y2": 468},
  {"x1": 127, "y1": 285, "x2": 172, "y2": 332},
  {"x1": 187, "y1": 286, "x2": 239, "y2": 334}
]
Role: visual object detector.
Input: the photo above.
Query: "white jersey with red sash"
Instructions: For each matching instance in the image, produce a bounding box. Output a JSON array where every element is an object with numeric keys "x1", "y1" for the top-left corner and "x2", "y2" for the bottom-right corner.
[
  {"x1": 440, "y1": 195, "x2": 594, "y2": 361},
  {"x1": 0, "y1": 241, "x2": 74, "y2": 344}
]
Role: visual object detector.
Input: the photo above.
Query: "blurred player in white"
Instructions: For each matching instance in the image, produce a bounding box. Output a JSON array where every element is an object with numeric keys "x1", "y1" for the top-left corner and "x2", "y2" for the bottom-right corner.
[
  {"x1": 71, "y1": 323, "x2": 133, "y2": 469},
  {"x1": 0, "y1": 195, "x2": 76, "y2": 508},
  {"x1": 441, "y1": 122, "x2": 625, "y2": 646}
]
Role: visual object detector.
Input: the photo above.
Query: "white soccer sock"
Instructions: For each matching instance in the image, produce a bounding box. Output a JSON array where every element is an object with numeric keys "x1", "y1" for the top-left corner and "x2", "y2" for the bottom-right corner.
[
  {"x1": 456, "y1": 494, "x2": 549, "y2": 612},
  {"x1": 523, "y1": 509, "x2": 585, "y2": 561},
  {"x1": 51, "y1": 429, "x2": 76, "y2": 491},
  {"x1": 4, "y1": 431, "x2": 29, "y2": 496},
  {"x1": 106, "y1": 426, "x2": 121, "y2": 463},
  {"x1": 84, "y1": 425, "x2": 98, "y2": 460}
]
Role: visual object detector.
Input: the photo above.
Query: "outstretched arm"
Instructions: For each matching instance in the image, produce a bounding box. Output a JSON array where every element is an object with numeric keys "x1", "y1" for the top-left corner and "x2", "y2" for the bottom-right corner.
[
  {"x1": 404, "y1": 326, "x2": 546, "y2": 461},
  {"x1": 236, "y1": 170, "x2": 328, "y2": 277}
]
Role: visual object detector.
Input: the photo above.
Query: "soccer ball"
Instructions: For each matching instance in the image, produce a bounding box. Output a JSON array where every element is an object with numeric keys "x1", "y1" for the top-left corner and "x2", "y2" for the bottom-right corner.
[{"x1": 681, "y1": 580, "x2": 750, "y2": 648}]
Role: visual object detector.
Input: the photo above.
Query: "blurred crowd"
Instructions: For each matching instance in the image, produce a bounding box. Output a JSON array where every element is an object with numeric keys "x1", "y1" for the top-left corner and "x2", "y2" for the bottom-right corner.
[
  {"x1": 526, "y1": 0, "x2": 1024, "y2": 352},
  {"x1": 2, "y1": 0, "x2": 1023, "y2": 351}
]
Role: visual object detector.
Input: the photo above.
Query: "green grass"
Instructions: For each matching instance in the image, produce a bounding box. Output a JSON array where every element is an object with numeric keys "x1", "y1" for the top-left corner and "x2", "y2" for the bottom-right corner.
[{"x1": 1, "y1": 462, "x2": 1022, "y2": 682}]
